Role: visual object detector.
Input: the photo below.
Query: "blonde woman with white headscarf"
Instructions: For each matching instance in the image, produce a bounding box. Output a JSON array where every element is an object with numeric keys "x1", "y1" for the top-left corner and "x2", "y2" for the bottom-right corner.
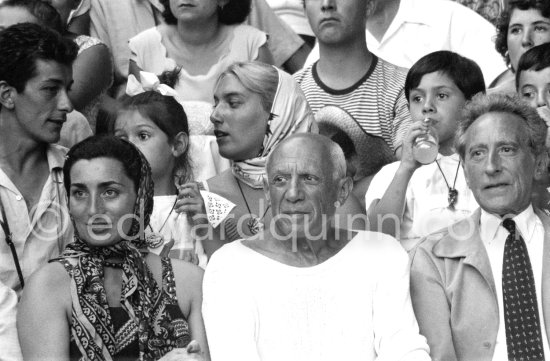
[{"x1": 202, "y1": 61, "x2": 364, "y2": 257}]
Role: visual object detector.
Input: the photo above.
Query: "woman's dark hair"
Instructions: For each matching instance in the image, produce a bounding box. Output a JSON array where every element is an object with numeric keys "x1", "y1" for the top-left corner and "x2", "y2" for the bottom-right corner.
[
  {"x1": 405, "y1": 51, "x2": 486, "y2": 102},
  {"x1": 64, "y1": 136, "x2": 144, "y2": 194},
  {"x1": 0, "y1": 0, "x2": 64, "y2": 33},
  {"x1": 495, "y1": 0, "x2": 550, "y2": 68},
  {"x1": 516, "y1": 42, "x2": 550, "y2": 89},
  {"x1": 159, "y1": 0, "x2": 251, "y2": 25},
  {"x1": 117, "y1": 69, "x2": 193, "y2": 184}
]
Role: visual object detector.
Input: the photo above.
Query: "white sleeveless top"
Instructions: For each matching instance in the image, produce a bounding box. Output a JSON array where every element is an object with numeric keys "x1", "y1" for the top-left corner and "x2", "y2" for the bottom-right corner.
[{"x1": 129, "y1": 24, "x2": 267, "y2": 105}]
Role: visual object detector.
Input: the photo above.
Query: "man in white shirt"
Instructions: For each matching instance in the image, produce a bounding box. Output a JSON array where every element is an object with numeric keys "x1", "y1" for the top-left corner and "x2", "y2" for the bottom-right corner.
[
  {"x1": 203, "y1": 133, "x2": 430, "y2": 361},
  {"x1": 410, "y1": 93, "x2": 550, "y2": 361},
  {"x1": 305, "y1": 0, "x2": 506, "y2": 85},
  {"x1": 0, "y1": 23, "x2": 76, "y2": 294}
]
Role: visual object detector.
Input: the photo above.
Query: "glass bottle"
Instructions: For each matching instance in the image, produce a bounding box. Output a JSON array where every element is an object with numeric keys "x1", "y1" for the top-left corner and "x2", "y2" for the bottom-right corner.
[{"x1": 412, "y1": 117, "x2": 439, "y2": 164}]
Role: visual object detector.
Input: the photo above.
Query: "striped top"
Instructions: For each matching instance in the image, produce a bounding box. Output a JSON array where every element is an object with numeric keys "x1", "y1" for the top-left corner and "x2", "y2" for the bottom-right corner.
[{"x1": 294, "y1": 57, "x2": 411, "y2": 152}]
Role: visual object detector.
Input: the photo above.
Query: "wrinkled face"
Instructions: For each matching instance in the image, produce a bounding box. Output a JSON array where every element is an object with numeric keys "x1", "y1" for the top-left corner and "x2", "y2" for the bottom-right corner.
[
  {"x1": 10, "y1": 59, "x2": 73, "y2": 144},
  {"x1": 507, "y1": 8, "x2": 550, "y2": 70},
  {"x1": 409, "y1": 71, "x2": 467, "y2": 151},
  {"x1": 267, "y1": 138, "x2": 340, "y2": 238},
  {"x1": 69, "y1": 157, "x2": 137, "y2": 247},
  {"x1": 462, "y1": 112, "x2": 544, "y2": 216},
  {"x1": 211, "y1": 74, "x2": 269, "y2": 160},
  {"x1": 168, "y1": 0, "x2": 224, "y2": 22},
  {"x1": 518, "y1": 67, "x2": 550, "y2": 108},
  {"x1": 305, "y1": 0, "x2": 367, "y2": 45},
  {"x1": 0, "y1": 6, "x2": 38, "y2": 30},
  {"x1": 114, "y1": 110, "x2": 175, "y2": 182}
]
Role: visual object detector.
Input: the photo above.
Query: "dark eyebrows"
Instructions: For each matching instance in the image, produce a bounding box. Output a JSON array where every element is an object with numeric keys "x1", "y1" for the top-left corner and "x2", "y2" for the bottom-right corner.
[{"x1": 70, "y1": 181, "x2": 125, "y2": 189}]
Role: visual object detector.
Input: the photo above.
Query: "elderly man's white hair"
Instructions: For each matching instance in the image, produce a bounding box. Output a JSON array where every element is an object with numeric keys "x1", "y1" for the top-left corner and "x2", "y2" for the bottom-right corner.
[{"x1": 266, "y1": 133, "x2": 347, "y2": 181}]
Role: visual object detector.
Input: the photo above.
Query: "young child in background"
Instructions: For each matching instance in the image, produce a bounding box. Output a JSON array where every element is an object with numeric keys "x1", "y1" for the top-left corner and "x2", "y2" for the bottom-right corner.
[
  {"x1": 114, "y1": 71, "x2": 234, "y2": 268},
  {"x1": 516, "y1": 42, "x2": 550, "y2": 136},
  {"x1": 365, "y1": 51, "x2": 485, "y2": 250},
  {"x1": 516, "y1": 43, "x2": 550, "y2": 210}
]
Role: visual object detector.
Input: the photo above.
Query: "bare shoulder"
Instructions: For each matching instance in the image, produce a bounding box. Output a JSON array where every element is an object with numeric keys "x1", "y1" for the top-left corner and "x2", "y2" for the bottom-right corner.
[
  {"x1": 171, "y1": 258, "x2": 204, "y2": 293},
  {"x1": 25, "y1": 261, "x2": 71, "y2": 294},
  {"x1": 20, "y1": 261, "x2": 72, "y2": 312}
]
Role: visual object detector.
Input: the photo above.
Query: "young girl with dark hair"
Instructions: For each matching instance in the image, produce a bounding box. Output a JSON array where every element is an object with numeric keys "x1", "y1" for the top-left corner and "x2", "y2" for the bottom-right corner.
[{"x1": 114, "y1": 71, "x2": 233, "y2": 267}]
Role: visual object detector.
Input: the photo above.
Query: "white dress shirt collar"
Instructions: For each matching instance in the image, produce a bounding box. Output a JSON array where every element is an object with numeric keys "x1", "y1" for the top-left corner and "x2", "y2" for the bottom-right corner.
[{"x1": 480, "y1": 204, "x2": 538, "y2": 245}]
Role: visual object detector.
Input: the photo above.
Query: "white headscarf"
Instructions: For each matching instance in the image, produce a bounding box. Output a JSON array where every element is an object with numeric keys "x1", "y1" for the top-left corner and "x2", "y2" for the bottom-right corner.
[{"x1": 232, "y1": 67, "x2": 317, "y2": 188}]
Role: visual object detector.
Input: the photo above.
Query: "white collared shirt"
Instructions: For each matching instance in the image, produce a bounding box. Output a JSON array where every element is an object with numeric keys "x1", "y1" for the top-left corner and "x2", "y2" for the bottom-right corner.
[
  {"x1": 0, "y1": 145, "x2": 73, "y2": 296},
  {"x1": 304, "y1": 0, "x2": 506, "y2": 85},
  {"x1": 480, "y1": 205, "x2": 550, "y2": 361}
]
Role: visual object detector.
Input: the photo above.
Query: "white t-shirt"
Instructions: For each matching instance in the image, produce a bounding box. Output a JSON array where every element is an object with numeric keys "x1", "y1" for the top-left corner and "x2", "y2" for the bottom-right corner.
[
  {"x1": 365, "y1": 154, "x2": 478, "y2": 250},
  {"x1": 202, "y1": 231, "x2": 430, "y2": 361}
]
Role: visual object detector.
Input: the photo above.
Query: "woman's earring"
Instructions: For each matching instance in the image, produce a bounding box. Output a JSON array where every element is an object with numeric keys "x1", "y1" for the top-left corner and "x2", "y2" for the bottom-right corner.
[{"x1": 334, "y1": 200, "x2": 341, "y2": 208}]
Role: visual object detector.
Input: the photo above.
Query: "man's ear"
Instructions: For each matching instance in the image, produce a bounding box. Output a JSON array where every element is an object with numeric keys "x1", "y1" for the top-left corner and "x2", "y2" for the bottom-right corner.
[
  {"x1": 461, "y1": 157, "x2": 471, "y2": 188},
  {"x1": 534, "y1": 151, "x2": 549, "y2": 181},
  {"x1": 171, "y1": 131, "x2": 189, "y2": 157},
  {"x1": 262, "y1": 175, "x2": 271, "y2": 205},
  {"x1": 336, "y1": 176, "x2": 354, "y2": 208},
  {"x1": 0, "y1": 81, "x2": 15, "y2": 110},
  {"x1": 366, "y1": 0, "x2": 376, "y2": 17}
]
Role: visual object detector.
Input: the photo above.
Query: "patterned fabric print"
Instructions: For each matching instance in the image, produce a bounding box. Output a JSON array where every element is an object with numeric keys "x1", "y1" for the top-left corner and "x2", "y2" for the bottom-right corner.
[
  {"x1": 51, "y1": 140, "x2": 186, "y2": 360},
  {"x1": 453, "y1": 0, "x2": 503, "y2": 24},
  {"x1": 501, "y1": 219, "x2": 545, "y2": 361},
  {"x1": 203, "y1": 192, "x2": 234, "y2": 228},
  {"x1": 148, "y1": 258, "x2": 191, "y2": 350}
]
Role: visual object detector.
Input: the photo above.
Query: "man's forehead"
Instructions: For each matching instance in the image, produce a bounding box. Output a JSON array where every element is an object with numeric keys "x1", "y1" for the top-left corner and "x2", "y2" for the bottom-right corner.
[
  {"x1": 29, "y1": 59, "x2": 72, "y2": 82},
  {"x1": 466, "y1": 112, "x2": 526, "y2": 141}
]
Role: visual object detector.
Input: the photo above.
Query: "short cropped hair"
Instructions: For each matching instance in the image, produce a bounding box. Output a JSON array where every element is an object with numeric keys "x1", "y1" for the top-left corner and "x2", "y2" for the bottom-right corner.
[
  {"x1": 455, "y1": 93, "x2": 547, "y2": 159},
  {"x1": 515, "y1": 43, "x2": 550, "y2": 89},
  {"x1": 159, "y1": 0, "x2": 250, "y2": 25},
  {"x1": 0, "y1": 23, "x2": 77, "y2": 92},
  {"x1": 266, "y1": 133, "x2": 347, "y2": 182},
  {"x1": 495, "y1": 0, "x2": 550, "y2": 68},
  {"x1": 404, "y1": 51, "x2": 486, "y2": 102}
]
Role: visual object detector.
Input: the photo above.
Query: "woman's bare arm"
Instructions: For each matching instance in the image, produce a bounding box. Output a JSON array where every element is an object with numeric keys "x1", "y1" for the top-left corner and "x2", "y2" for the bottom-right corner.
[
  {"x1": 173, "y1": 261, "x2": 210, "y2": 361},
  {"x1": 17, "y1": 262, "x2": 72, "y2": 361},
  {"x1": 69, "y1": 43, "x2": 113, "y2": 112}
]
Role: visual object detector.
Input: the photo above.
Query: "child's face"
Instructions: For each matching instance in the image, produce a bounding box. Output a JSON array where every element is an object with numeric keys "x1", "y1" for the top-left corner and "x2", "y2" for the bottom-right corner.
[
  {"x1": 114, "y1": 110, "x2": 175, "y2": 180},
  {"x1": 408, "y1": 71, "x2": 466, "y2": 151},
  {"x1": 518, "y1": 67, "x2": 550, "y2": 109}
]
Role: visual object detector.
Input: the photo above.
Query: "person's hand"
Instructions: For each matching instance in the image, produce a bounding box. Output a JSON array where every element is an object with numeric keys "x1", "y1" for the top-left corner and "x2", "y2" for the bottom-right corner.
[
  {"x1": 158, "y1": 340, "x2": 204, "y2": 361},
  {"x1": 175, "y1": 183, "x2": 208, "y2": 227},
  {"x1": 537, "y1": 106, "x2": 550, "y2": 148},
  {"x1": 400, "y1": 121, "x2": 430, "y2": 172}
]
